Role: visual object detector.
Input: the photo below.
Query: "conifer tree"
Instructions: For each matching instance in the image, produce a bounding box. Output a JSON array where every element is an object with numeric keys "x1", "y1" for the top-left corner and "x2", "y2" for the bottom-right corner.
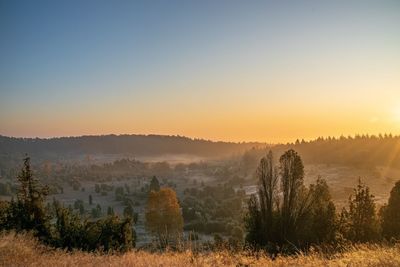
[{"x1": 340, "y1": 179, "x2": 379, "y2": 242}]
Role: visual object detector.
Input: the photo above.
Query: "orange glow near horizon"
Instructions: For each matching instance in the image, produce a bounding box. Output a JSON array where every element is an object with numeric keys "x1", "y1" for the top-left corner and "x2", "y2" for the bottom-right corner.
[
  {"x1": 1, "y1": 1, "x2": 399, "y2": 143},
  {"x1": 2, "y1": 103, "x2": 400, "y2": 144}
]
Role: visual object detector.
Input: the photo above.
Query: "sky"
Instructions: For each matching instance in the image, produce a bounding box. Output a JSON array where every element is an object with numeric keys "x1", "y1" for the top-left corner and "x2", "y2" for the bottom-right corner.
[{"x1": 0, "y1": 0, "x2": 399, "y2": 143}]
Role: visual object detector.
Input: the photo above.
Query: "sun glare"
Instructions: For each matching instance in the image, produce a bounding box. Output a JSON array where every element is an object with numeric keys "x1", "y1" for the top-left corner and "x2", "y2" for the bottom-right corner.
[{"x1": 393, "y1": 106, "x2": 400, "y2": 122}]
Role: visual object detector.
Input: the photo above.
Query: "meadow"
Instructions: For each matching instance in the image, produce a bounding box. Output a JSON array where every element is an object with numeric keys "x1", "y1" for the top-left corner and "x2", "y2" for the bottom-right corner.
[{"x1": 1, "y1": 232, "x2": 399, "y2": 267}]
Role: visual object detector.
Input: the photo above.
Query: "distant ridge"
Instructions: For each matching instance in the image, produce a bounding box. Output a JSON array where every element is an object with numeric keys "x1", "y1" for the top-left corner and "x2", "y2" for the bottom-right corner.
[{"x1": 0, "y1": 134, "x2": 265, "y2": 158}]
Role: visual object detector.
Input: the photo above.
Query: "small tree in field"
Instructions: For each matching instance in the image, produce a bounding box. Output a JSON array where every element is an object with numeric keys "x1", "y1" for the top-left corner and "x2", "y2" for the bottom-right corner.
[
  {"x1": 145, "y1": 187, "x2": 183, "y2": 247},
  {"x1": 381, "y1": 180, "x2": 400, "y2": 240}
]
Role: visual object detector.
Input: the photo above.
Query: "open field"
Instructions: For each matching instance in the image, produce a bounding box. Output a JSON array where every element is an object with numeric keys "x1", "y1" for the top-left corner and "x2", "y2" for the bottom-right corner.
[{"x1": 1, "y1": 232, "x2": 399, "y2": 267}]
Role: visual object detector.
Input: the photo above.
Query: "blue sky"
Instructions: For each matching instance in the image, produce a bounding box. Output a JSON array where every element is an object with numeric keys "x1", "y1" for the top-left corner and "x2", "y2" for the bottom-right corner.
[{"x1": 1, "y1": 0, "x2": 399, "y2": 142}]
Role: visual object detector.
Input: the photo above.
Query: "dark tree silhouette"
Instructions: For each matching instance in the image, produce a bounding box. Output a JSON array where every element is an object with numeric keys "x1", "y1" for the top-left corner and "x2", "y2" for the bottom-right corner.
[
  {"x1": 340, "y1": 179, "x2": 379, "y2": 242},
  {"x1": 9, "y1": 157, "x2": 50, "y2": 239},
  {"x1": 381, "y1": 180, "x2": 400, "y2": 240},
  {"x1": 245, "y1": 150, "x2": 337, "y2": 252}
]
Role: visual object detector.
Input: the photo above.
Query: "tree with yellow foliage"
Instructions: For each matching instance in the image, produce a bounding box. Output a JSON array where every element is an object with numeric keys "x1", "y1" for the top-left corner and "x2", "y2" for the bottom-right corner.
[{"x1": 145, "y1": 188, "x2": 183, "y2": 247}]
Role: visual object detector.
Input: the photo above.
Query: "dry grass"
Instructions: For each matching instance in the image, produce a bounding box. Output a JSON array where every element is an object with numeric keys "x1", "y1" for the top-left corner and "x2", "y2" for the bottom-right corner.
[{"x1": 0, "y1": 232, "x2": 399, "y2": 267}]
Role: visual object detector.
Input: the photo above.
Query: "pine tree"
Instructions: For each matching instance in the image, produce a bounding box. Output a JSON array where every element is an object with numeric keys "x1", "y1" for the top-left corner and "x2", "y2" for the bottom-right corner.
[
  {"x1": 12, "y1": 157, "x2": 50, "y2": 239},
  {"x1": 340, "y1": 179, "x2": 379, "y2": 242}
]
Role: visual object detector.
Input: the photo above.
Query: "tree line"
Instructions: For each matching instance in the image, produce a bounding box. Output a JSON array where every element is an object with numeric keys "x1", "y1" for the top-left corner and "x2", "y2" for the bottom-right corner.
[
  {"x1": 0, "y1": 134, "x2": 258, "y2": 159},
  {"x1": 242, "y1": 134, "x2": 400, "y2": 172}
]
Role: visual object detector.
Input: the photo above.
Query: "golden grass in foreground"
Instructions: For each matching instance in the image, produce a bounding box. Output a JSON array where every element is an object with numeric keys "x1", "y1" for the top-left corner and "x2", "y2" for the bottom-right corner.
[{"x1": 0, "y1": 233, "x2": 399, "y2": 267}]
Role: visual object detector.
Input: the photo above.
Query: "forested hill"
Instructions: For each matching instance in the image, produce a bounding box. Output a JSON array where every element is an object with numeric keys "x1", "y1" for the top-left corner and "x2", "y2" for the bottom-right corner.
[
  {"x1": 243, "y1": 134, "x2": 400, "y2": 169},
  {"x1": 2, "y1": 134, "x2": 400, "y2": 168},
  {"x1": 0, "y1": 134, "x2": 262, "y2": 158}
]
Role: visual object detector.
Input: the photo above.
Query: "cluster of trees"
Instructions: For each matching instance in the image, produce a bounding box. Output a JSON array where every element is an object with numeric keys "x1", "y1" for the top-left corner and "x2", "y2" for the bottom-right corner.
[
  {"x1": 245, "y1": 149, "x2": 400, "y2": 253},
  {"x1": 0, "y1": 157, "x2": 135, "y2": 252},
  {"x1": 9, "y1": 158, "x2": 200, "y2": 195},
  {"x1": 181, "y1": 184, "x2": 245, "y2": 245}
]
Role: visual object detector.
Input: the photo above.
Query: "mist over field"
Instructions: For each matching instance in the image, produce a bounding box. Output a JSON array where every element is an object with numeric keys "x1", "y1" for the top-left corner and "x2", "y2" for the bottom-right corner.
[{"x1": 1, "y1": 134, "x2": 399, "y2": 246}]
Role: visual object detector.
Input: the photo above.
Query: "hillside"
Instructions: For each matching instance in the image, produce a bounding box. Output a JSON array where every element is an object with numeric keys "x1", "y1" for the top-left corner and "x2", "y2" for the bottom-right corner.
[
  {"x1": 2, "y1": 134, "x2": 400, "y2": 167},
  {"x1": 0, "y1": 233, "x2": 399, "y2": 267},
  {"x1": 0, "y1": 134, "x2": 262, "y2": 160},
  {"x1": 243, "y1": 135, "x2": 400, "y2": 169}
]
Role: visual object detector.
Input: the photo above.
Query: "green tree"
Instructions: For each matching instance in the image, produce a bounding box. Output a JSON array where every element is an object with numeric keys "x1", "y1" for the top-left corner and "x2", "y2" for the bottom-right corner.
[
  {"x1": 94, "y1": 215, "x2": 135, "y2": 252},
  {"x1": 123, "y1": 204, "x2": 138, "y2": 224},
  {"x1": 381, "y1": 180, "x2": 400, "y2": 240},
  {"x1": 340, "y1": 179, "x2": 379, "y2": 242},
  {"x1": 7, "y1": 157, "x2": 50, "y2": 240},
  {"x1": 53, "y1": 202, "x2": 85, "y2": 249},
  {"x1": 302, "y1": 177, "x2": 336, "y2": 244}
]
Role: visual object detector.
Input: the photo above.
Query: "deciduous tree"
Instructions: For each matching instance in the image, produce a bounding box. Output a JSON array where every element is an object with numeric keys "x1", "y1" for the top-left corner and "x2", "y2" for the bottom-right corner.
[{"x1": 145, "y1": 187, "x2": 183, "y2": 247}]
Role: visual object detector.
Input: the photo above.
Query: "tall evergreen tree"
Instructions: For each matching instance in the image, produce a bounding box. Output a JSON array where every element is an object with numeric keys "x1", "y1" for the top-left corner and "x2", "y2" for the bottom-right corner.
[{"x1": 12, "y1": 157, "x2": 50, "y2": 239}]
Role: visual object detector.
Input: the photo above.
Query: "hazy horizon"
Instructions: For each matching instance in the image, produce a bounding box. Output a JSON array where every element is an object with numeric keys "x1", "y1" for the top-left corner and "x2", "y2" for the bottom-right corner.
[
  {"x1": 2, "y1": 131, "x2": 400, "y2": 145},
  {"x1": 1, "y1": 1, "x2": 399, "y2": 143}
]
